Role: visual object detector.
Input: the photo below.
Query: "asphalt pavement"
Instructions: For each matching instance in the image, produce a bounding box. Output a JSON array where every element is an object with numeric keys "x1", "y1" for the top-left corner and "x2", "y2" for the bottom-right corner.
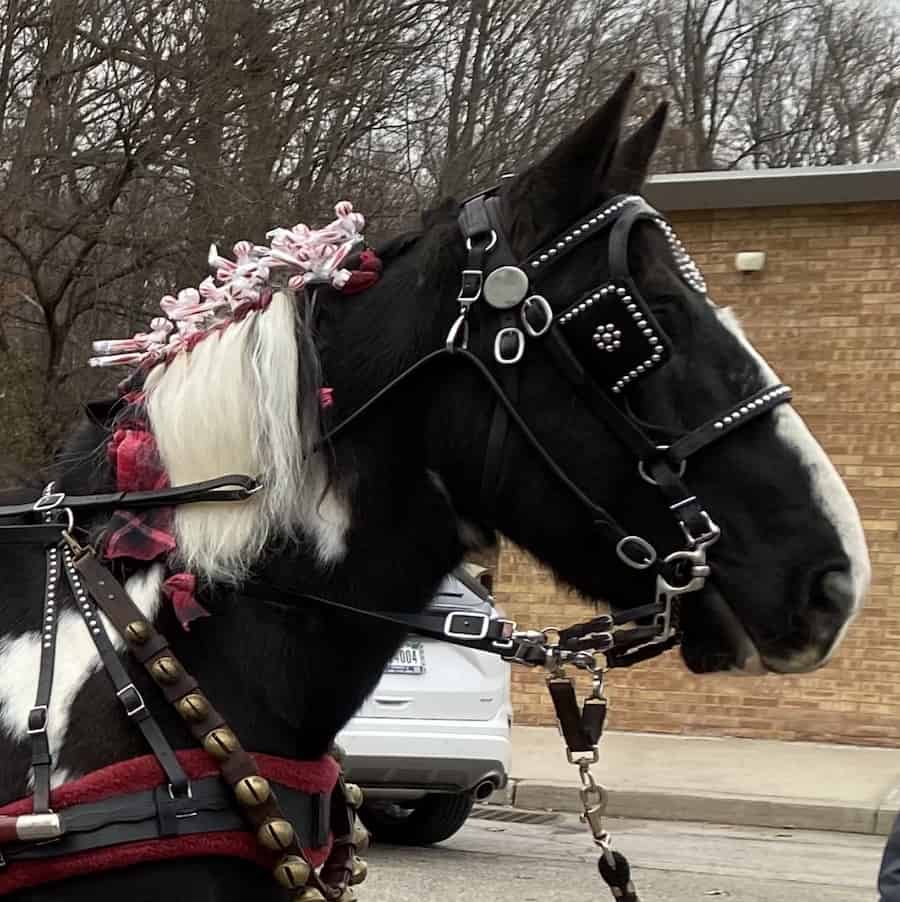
[{"x1": 362, "y1": 807, "x2": 887, "y2": 901}]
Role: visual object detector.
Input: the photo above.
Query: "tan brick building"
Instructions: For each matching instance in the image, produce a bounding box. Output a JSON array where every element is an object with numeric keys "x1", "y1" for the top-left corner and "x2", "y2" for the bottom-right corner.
[{"x1": 493, "y1": 163, "x2": 900, "y2": 747}]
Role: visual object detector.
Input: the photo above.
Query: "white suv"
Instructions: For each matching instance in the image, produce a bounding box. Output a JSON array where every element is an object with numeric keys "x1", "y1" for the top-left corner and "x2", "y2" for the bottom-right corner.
[{"x1": 336, "y1": 564, "x2": 512, "y2": 845}]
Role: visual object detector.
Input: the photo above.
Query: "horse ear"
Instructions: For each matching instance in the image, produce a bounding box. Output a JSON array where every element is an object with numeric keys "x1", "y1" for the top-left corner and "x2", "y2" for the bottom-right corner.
[
  {"x1": 608, "y1": 102, "x2": 669, "y2": 194},
  {"x1": 501, "y1": 72, "x2": 636, "y2": 253}
]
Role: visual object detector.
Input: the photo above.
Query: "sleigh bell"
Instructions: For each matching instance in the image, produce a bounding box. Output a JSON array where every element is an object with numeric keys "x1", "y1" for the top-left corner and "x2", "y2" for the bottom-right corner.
[
  {"x1": 202, "y1": 727, "x2": 239, "y2": 759},
  {"x1": 258, "y1": 818, "x2": 295, "y2": 851},
  {"x1": 351, "y1": 856, "x2": 369, "y2": 885},
  {"x1": 150, "y1": 656, "x2": 181, "y2": 685},
  {"x1": 294, "y1": 888, "x2": 326, "y2": 901},
  {"x1": 273, "y1": 854, "x2": 311, "y2": 889},
  {"x1": 125, "y1": 620, "x2": 152, "y2": 644},
  {"x1": 175, "y1": 693, "x2": 209, "y2": 721},
  {"x1": 344, "y1": 783, "x2": 364, "y2": 809},
  {"x1": 235, "y1": 775, "x2": 271, "y2": 806},
  {"x1": 352, "y1": 821, "x2": 370, "y2": 852}
]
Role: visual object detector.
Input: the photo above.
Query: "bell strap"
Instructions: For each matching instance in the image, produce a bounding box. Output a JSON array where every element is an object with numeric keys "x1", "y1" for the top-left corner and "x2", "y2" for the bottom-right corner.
[
  {"x1": 61, "y1": 550, "x2": 191, "y2": 797},
  {"x1": 70, "y1": 547, "x2": 358, "y2": 899},
  {"x1": 0, "y1": 474, "x2": 261, "y2": 521}
]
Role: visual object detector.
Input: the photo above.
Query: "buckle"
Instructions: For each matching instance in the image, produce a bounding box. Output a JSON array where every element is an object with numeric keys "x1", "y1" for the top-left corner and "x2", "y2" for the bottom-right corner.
[
  {"x1": 678, "y1": 510, "x2": 721, "y2": 549},
  {"x1": 457, "y1": 269, "x2": 484, "y2": 304},
  {"x1": 490, "y1": 619, "x2": 518, "y2": 651},
  {"x1": 116, "y1": 684, "x2": 146, "y2": 718},
  {"x1": 493, "y1": 327, "x2": 525, "y2": 365},
  {"x1": 444, "y1": 611, "x2": 490, "y2": 640},
  {"x1": 33, "y1": 493, "x2": 65, "y2": 513},
  {"x1": 27, "y1": 706, "x2": 48, "y2": 735}
]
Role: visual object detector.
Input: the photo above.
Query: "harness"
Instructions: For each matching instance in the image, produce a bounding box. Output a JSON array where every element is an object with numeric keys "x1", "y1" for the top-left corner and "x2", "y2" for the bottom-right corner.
[{"x1": 0, "y1": 189, "x2": 792, "y2": 902}]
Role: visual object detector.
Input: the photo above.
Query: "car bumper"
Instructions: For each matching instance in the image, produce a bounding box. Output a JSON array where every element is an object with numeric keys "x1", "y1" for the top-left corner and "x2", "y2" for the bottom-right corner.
[{"x1": 337, "y1": 708, "x2": 512, "y2": 796}]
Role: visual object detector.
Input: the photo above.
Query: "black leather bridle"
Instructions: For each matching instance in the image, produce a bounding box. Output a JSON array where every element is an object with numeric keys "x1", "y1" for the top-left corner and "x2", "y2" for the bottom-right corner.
[{"x1": 432, "y1": 185, "x2": 794, "y2": 665}]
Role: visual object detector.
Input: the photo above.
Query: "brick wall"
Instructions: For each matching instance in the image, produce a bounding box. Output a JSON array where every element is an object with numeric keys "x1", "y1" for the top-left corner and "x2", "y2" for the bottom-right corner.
[{"x1": 495, "y1": 200, "x2": 900, "y2": 747}]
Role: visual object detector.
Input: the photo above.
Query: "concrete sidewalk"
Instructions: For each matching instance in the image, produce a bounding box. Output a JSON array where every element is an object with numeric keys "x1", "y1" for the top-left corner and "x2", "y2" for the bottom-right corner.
[{"x1": 498, "y1": 726, "x2": 900, "y2": 835}]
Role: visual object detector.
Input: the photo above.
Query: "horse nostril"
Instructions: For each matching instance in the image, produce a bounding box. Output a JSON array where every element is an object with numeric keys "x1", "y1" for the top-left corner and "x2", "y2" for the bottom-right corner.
[{"x1": 814, "y1": 569, "x2": 856, "y2": 617}]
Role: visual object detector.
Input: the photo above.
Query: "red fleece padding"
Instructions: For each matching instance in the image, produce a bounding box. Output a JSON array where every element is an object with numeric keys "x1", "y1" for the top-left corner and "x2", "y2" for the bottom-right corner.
[{"x1": 0, "y1": 751, "x2": 339, "y2": 896}]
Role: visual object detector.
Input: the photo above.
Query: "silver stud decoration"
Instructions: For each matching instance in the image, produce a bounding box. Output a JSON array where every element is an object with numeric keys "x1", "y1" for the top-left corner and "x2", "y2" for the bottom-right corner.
[
  {"x1": 527, "y1": 197, "x2": 634, "y2": 271},
  {"x1": 712, "y1": 385, "x2": 791, "y2": 429},
  {"x1": 558, "y1": 281, "x2": 667, "y2": 394},
  {"x1": 653, "y1": 217, "x2": 707, "y2": 294},
  {"x1": 42, "y1": 547, "x2": 60, "y2": 649},
  {"x1": 593, "y1": 323, "x2": 622, "y2": 353}
]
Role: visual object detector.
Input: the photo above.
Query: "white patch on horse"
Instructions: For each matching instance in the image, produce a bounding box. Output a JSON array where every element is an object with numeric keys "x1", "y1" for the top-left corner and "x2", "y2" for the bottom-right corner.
[
  {"x1": 0, "y1": 566, "x2": 164, "y2": 788},
  {"x1": 717, "y1": 309, "x2": 871, "y2": 615},
  {"x1": 144, "y1": 290, "x2": 349, "y2": 582}
]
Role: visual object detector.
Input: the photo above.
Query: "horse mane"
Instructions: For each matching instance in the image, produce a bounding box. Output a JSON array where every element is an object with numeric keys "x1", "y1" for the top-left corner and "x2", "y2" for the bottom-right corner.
[{"x1": 135, "y1": 288, "x2": 346, "y2": 583}]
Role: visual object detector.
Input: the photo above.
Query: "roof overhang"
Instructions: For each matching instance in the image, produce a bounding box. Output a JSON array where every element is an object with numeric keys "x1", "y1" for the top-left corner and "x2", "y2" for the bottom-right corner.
[{"x1": 645, "y1": 162, "x2": 900, "y2": 211}]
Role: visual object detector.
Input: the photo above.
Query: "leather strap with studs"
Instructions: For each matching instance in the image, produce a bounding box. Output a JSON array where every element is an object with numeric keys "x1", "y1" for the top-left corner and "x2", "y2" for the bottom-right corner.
[{"x1": 72, "y1": 548, "x2": 359, "y2": 899}]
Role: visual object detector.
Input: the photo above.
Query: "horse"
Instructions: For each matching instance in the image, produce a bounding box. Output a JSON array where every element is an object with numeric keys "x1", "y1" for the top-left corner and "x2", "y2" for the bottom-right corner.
[{"x1": 0, "y1": 73, "x2": 870, "y2": 901}]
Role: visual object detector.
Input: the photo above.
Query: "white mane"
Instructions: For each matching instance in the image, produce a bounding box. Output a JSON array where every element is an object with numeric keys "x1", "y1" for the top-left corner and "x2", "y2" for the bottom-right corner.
[{"x1": 143, "y1": 290, "x2": 349, "y2": 582}]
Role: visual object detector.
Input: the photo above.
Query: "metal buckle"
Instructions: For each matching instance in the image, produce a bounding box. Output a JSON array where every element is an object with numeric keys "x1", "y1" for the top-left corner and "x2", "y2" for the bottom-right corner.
[
  {"x1": 167, "y1": 781, "x2": 194, "y2": 800},
  {"x1": 494, "y1": 327, "x2": 525, "y2": 365},
  {"x1": 27, "y1": 706, "x2": 48, "y2": 735},
  {"x1": 521, "y1": 294, "x2": 554, "y2": 338},
  {"x1": 457, "y1": 269, "x2": 484, "y2": 304},
  {"x1": 638, "y1": 445, "x2": 687, "y2": 486},
  {"x1": 678, "y1": 510, "x2": 721, "y2": 549},
  {"x1": 116, "y1": 684, "x2": 146, "y2": 718},
  {"x1": 465, "y1": 231, "x2": 497, "y2": 253},
  {"x1": 444, "y1": 611, "x2": 490, "y2": 640},
  {"x1": 490, "y1": 619, "x2": 518, "y2": 651},
  {"x1": 33, "y1": 493, "x2": 65, "y2": 513}
]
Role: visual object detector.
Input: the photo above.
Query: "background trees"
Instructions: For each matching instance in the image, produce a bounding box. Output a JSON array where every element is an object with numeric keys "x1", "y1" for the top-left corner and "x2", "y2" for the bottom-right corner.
[{"x1": 0, "y1": 0, "x2": 896, "y2": 472}]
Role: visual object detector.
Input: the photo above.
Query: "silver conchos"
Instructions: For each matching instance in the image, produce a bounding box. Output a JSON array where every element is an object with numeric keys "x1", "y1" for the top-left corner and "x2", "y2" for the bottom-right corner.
[{"x1": 483, "y1": 266, "x2": 529, "y2": 309}]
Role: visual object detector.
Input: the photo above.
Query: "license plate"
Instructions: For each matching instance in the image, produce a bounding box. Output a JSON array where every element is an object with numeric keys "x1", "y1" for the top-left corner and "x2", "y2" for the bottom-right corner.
[{"x1": 386, "y1": 642, "x2": 426, "y2": 674}]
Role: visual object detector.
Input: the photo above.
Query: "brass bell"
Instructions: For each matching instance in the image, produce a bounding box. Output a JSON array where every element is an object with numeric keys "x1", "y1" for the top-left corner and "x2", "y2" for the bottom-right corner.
[
  {"x1": 350, "y1": 857, "x2": 368, "y2": 885},
  {"x1": 235, "y1": 775, "x2": 271, "y2": 806},
  {"x1": 273, "y1": 854, "x2": 311, "y2": 889},
  {"x1": 150, "y1": 656, "x2": 181, "y2": 685},
  {"x1": 175, "y1": 693, "x2": 209, "y2": 722},
  {"x1": 125, "y1": 620, "x2": 151, "y2": 644},
  {"x1": 336, "y1": 887, "x2": 358, "y2": 902},
  {"x1": 294, "y1": 889, "x2": 326, "y2": 902},
  {"x1": 344, "y1": 783, "x2": 364, "y2": 809},
  {"x1": 258, "y1": 818, "x2": 295, "y2": 851},
  {"x1": 352, "y1": 821, "x2": 370, "y2": 852},
  {"x1": 202, "y1": 727, "x2": 239, "y2": 760}
]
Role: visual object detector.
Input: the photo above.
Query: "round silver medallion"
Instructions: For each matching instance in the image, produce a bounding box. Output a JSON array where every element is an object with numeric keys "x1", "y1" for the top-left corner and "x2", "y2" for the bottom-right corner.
[{"x1": 483, "y1": 266, "x2": 529, "y2": 309}]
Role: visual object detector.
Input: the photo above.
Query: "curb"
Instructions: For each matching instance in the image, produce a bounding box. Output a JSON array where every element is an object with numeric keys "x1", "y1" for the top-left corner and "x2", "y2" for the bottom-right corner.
[{"x1": 494, "y1": 779, "x2": 900, "y2": 836}]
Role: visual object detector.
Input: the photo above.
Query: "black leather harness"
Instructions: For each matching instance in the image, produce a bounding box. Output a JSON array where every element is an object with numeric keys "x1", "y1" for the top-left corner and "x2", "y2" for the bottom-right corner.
[{"x1": 0, "y1": 187, "x2": 794, "y2": 902}]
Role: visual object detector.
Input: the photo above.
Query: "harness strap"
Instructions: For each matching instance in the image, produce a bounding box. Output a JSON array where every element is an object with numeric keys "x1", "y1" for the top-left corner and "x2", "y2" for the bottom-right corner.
[
  {"x1": 1, "y1": 776, "x2": 329, "y2": 864},
  {"x1": 0, "y1": 474, "x2": 261, "y2": 521},
  {"x1": 69, "y1": 548, "x2": 345, "y2": 899},
  {"x1": 29, "y1": 543, "x2": 62, "y2": 814},
  {"x1": 61, "y1": 550, "x2": 191, "y2": 797}
]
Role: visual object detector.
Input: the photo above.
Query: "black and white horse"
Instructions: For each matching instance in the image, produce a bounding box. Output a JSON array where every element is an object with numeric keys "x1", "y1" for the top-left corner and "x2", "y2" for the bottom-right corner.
[{"x1": 0, "y1": 76, "x2": 870, "y2": 900}]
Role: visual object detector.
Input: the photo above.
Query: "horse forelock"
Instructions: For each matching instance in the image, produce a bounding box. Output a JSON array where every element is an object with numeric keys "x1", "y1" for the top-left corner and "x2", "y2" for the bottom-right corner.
[{"x1": 142, "y1": 289, "x2": 350, "y2": 583}]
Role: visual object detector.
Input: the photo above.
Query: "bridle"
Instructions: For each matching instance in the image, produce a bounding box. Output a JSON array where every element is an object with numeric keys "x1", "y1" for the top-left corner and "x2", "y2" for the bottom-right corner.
[{"x1": 314, "y1": 185, "x2": 793, "y2": 667}]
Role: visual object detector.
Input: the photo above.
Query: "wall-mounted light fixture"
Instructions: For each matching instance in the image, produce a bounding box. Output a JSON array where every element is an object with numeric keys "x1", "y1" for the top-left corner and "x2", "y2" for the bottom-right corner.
[{"x1": 735, "y1": 251, "x2": 766, "y2": 273}]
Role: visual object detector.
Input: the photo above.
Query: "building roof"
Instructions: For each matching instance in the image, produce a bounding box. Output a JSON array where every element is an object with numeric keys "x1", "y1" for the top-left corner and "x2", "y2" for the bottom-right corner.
[{"x1": 645, "y1": 161, "x2": 900, "y2": 211}]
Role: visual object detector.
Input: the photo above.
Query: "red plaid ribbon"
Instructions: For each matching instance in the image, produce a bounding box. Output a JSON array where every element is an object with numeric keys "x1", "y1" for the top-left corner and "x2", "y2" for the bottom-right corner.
[{"x1": 104, "y1": 395, "x2": 209, "y2": 629}]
